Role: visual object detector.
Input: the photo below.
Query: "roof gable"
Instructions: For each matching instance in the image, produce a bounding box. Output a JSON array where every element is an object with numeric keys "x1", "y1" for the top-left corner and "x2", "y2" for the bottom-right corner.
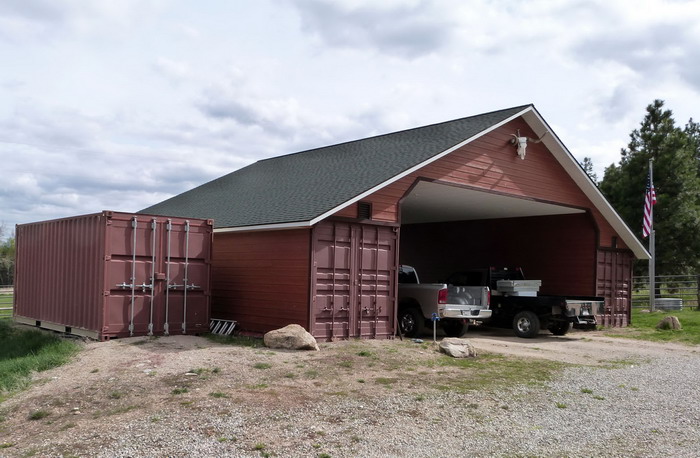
[
  {"x1": 140, "y1": 105, "x2": 529, "y2": 228},
  {"x1": 140, "y1": 104, "x2": 649, "y2": 260}
]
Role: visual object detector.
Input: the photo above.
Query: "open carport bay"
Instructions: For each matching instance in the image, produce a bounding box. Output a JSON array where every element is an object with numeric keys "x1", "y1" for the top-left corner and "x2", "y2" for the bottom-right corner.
[{"x1": 398, "y1": 181, "x2": 597, "y2": 297}]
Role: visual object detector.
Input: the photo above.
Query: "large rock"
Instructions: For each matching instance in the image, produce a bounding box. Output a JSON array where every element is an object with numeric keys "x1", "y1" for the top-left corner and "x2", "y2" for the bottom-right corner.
[
  {"x1": 263, "y1": 324, "x2": 320, "y2": 351},
  {"x1": 439, "y1": 338, "x2": 477, "y2": 358},
  {"x1": 656, "y1": 316, "x2": 682, "y2": 330}
]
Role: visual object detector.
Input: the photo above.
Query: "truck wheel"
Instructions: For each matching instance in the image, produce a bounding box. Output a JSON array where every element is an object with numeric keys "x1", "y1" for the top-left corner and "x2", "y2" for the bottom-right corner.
[
  {"x1": 442, "y1": 320, "x2": 467, "y2": 337},
  {"x1": 398, "y1": 308, "x2": 424, "y2": 337},
  {"x1": 513, "y1": 311, "x2": 540, "y2": 338},
  {"x1": 549, "y1": 322, "x2": 572, "y2": 336}
]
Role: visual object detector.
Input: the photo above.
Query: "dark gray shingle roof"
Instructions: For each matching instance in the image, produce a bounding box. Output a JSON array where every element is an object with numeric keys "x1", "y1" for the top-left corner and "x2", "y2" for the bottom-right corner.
[{"x1": 140, "y1": 105, "x2": 530, "y2": 228}]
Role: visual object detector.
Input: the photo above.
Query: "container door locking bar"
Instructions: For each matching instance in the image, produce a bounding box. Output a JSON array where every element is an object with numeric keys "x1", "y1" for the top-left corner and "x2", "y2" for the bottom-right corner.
[
  {"x1": 164, "y1": 219, "x2": 172, "y2": 336},
  {"x1": 182, "y1": 220, "x2": 190, "y2": 334},
  {"x1": 129, "y1": 216, "x2": 137, "y2": 336},
  {"x1": 147, "y1": 218, "x2": 157, "y2": 336}
]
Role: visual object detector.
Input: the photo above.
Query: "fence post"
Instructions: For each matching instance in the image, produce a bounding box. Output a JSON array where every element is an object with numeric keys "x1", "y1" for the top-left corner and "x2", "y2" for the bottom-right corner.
[{"x1": 696, "y1": 275, "x2": 700, "y2": 311}]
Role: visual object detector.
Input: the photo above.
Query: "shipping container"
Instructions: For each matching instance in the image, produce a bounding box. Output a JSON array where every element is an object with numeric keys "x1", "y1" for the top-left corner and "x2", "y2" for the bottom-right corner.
[
  {"x1": 14, "y1": 211, "x2": 213, "y2": 340},
  {"x1": 311, "y1": 220, "x2": 398, "y2": 340}
]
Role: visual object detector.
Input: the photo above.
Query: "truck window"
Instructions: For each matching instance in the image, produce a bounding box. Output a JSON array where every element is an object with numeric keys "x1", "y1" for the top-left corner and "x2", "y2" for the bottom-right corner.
[{"x1": 398, "y1": 266, "x2": 418, "y2": 284}]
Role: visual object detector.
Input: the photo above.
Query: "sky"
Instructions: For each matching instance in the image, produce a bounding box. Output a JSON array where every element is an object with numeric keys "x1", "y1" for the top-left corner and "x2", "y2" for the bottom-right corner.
[{"x1": 2, "y1": 0, "x2": 700, "y2": 239}]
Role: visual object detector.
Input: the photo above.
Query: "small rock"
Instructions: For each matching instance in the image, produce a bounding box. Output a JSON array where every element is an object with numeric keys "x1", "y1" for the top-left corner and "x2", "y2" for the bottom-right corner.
[
  {"x1": 263, "y1": 324, "x2": 320, "y2": 351},
  {"x1": 439, "y1": 338, "x2": 477, "y2": 358},
  {"x1": 656, "y1": 316, "x2": 682, "y2": 330}
]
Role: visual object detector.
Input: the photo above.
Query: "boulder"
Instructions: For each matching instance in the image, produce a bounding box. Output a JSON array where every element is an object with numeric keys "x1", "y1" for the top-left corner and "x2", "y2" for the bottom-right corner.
[
  {"x1": 263, "y1": 324, "x2": 320, "y2": 351},
  {"x1": 656, "y1": 316, "x2": 682, "y2": 330},
  {"x1": 439, "y1": 338, "x2": 477, "y2": 358}
]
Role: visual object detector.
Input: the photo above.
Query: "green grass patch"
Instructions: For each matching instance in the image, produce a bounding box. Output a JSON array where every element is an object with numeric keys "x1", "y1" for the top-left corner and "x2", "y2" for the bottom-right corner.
[
  {"x1": 253, "y1": 362, "x2": 272, "y2": 370},
  {"x1": 610, "y1": 309, "x2": 700, "y2": 345},
  {"x1": 428, "y1": 352, "x2": 566, "y2": 393},
  {"x1": 28, "y1": 409, "x2": 50, "y2": 421},
  {"x1": 205, "y1": 333, "x2": 264, "y2": 347},
  {"x1": 0, "y1": 321, "x2": 79, "y2": 394}
]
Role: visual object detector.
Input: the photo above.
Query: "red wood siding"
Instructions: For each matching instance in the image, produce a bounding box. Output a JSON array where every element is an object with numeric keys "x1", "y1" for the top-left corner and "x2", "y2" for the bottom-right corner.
[
  {"x1": 211, "y1": 229, "x2": 311, "y2": 333},
  {"x1": 333, "y1": 118, "x2": 623, "y2": 249},
  {"x1": 400, "y1": 214, "x2": 598, "y2": 296}
]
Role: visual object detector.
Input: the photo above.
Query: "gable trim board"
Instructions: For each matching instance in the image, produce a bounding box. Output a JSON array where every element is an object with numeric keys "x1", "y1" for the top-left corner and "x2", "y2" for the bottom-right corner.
[{"x1": 206, "y1": 105, "x2": 648, "y2": 261}]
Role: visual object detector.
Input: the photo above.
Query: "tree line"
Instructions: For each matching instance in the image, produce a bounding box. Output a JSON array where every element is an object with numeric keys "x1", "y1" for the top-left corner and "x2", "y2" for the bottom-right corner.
[
  {"x1": 0, "y1": 225, "x2": 14, "y2": 285},
  {"x1": 585, "y1": 100, "x2": 700, "y2": 276}
]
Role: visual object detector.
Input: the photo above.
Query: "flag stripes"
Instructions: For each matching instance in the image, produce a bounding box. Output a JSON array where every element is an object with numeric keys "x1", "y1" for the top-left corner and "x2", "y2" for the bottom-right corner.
[{"x1": 642, "y1": 170, "x2": 657, "y2": 238}]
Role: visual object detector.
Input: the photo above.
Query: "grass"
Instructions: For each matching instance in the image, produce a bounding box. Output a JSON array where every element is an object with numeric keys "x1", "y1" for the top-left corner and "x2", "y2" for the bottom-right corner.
[
  {"x1": 609, "y1": 308, "x2": 700, "y2": 344},
  {"x1": 27, "y1": 409, "x2": 50, "y2": 421},
  {"x1": 205, "y1": 333, "x2": 264, "y2": 347},
  {"x1": 428, "y1": 352, "x2": 565, "y2": 393},
  {"x1": 0, "y1": 320, "x2": 79, "y2": 395}
]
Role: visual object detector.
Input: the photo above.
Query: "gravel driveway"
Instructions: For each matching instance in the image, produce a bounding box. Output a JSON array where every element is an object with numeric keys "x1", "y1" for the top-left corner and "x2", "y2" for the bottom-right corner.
[{"x1": 1, "y1": 327, "x2": 699, "y2": 457}]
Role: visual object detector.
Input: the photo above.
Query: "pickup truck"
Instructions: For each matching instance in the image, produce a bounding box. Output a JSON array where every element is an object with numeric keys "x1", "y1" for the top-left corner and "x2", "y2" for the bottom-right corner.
[
  {"x1": 397, "y1": 265, "x2": 491, "y2": 338},
  {"x1": 446, "y1": 267, "x2": 603, "y2": 338}
]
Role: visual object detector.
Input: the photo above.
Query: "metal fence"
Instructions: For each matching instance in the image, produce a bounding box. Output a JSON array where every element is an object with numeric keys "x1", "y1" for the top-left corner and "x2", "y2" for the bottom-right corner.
[
  {"x1": 0, "y1": 285, "x2": 12, "y2": 319},
  {"x1": 632, "y1": 275, "x2": 700, "y2": 309}
]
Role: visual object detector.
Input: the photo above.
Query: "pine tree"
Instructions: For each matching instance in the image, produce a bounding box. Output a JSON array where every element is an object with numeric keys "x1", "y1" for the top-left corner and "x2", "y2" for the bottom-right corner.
[
  {"x1": 599, "y1": 100, "x2": 700, "y2": 276},
  {"x1": 579, "y1": 157, "x2": 598, "y2": 183}
]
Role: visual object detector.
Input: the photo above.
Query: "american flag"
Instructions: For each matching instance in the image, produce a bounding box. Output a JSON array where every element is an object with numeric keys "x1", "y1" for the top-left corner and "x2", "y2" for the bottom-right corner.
[{"x1": 642, "y1": 170, "x2": 657, "y2": 238}]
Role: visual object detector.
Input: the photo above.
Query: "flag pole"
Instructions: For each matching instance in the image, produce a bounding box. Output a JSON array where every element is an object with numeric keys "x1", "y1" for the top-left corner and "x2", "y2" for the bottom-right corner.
[{"x1": 649, "y1": 160, "x2": 655, "y2": 312}]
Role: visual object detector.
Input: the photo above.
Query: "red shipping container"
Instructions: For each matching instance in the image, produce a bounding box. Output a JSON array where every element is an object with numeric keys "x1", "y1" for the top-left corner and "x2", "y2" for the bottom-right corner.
[{"x1": 14, "y1": 211, "x2": 212, "y2": 340}]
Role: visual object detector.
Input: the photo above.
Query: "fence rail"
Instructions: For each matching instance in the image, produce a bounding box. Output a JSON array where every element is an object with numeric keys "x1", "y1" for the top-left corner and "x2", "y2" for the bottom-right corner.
[
  {"x1": 0, "y1": 285, "x2": 12, "y2": 318},
  {"x1": 632, "y1": 275, "x2": 700, "y2": 309}
]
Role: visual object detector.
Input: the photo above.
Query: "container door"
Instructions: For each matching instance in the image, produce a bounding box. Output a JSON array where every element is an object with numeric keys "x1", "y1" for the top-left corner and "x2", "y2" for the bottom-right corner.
[
  {"x1": 161, "y1": 220, "x2": 210, "y2": 336},
  {"x1": 356, "y1": 224, "x2": 397, "y2": 339},
  {"x1": 104, "y1": 215, "x2": 211, "y2": 338},
  {"x1": 596, "y1": 249, "x2": 633, "y2": 327},
  {"x1": 312, "y1": 222, "x2": 354, "y2": 340},
  {"x1": 312, "y1": 221, "x2": 397, "y2": 340},
  {"x1": 105, "y1": 216, "x2": 157, "y2": 336}
]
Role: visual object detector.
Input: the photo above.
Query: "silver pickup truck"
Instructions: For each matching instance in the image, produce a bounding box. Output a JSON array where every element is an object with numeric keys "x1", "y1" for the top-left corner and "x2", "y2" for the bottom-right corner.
[{"x1": 397, "y1": 265, "x2": 491, "y2": 337}]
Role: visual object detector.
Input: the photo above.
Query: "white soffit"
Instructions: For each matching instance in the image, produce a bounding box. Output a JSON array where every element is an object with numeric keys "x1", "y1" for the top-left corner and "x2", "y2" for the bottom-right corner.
[{"x1": 401, "y1": 180, "x2": 584, "y2": 224}]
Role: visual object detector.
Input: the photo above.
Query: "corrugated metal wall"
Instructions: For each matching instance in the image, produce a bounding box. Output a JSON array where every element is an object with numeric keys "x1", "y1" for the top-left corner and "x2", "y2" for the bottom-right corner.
[
  {"x1": 14, "y1": 211, "x2": 212, "y2": 339},
  {"x1": 311, "y1": 221, "x2": 397, "y2": 341},
  {"x1": 596, "y1": 249, "x2": 633, "y2": 326}
]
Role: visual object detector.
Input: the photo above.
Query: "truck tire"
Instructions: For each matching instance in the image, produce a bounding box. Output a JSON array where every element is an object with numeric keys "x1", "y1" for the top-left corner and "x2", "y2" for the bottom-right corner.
[
  {"x1": 513, "y1": 311, "x2": 540, "y2": 338},
  {"x1": 442, "y1": 320, "x2": 467, "y2": 337},
  {"x1": 398, "y1": 307, "x2": 424, "y2": 337},
  {"x1": 549, "y1": 322, "x2": 572, "y2": 336}
]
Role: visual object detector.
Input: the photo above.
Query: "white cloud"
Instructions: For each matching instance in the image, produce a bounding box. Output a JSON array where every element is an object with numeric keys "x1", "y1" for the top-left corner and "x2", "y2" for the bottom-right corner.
[{"x1": 1, "y1": 0, "x2": 700, "y2": 237}]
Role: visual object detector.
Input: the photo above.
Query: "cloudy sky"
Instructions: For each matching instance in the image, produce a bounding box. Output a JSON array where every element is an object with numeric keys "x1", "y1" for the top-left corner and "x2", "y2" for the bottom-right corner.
[{"x1": 2, "y1": 0, "x2": 700, "y2": 238}]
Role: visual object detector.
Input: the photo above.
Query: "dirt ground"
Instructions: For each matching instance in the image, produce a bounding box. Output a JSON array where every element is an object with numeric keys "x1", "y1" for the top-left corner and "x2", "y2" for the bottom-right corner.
[{"x1": 0, "y1": 326, "x2": 697, "y2": 457}]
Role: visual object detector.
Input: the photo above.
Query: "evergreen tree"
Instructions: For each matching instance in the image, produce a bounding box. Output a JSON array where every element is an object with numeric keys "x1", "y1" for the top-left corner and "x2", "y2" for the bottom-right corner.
[
  {"x1": 579, "y1": 157, "x2": 598, "y2": 183},
  {"x1": 599, "y1": 100, "x2": 700, "y2": 276}
]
